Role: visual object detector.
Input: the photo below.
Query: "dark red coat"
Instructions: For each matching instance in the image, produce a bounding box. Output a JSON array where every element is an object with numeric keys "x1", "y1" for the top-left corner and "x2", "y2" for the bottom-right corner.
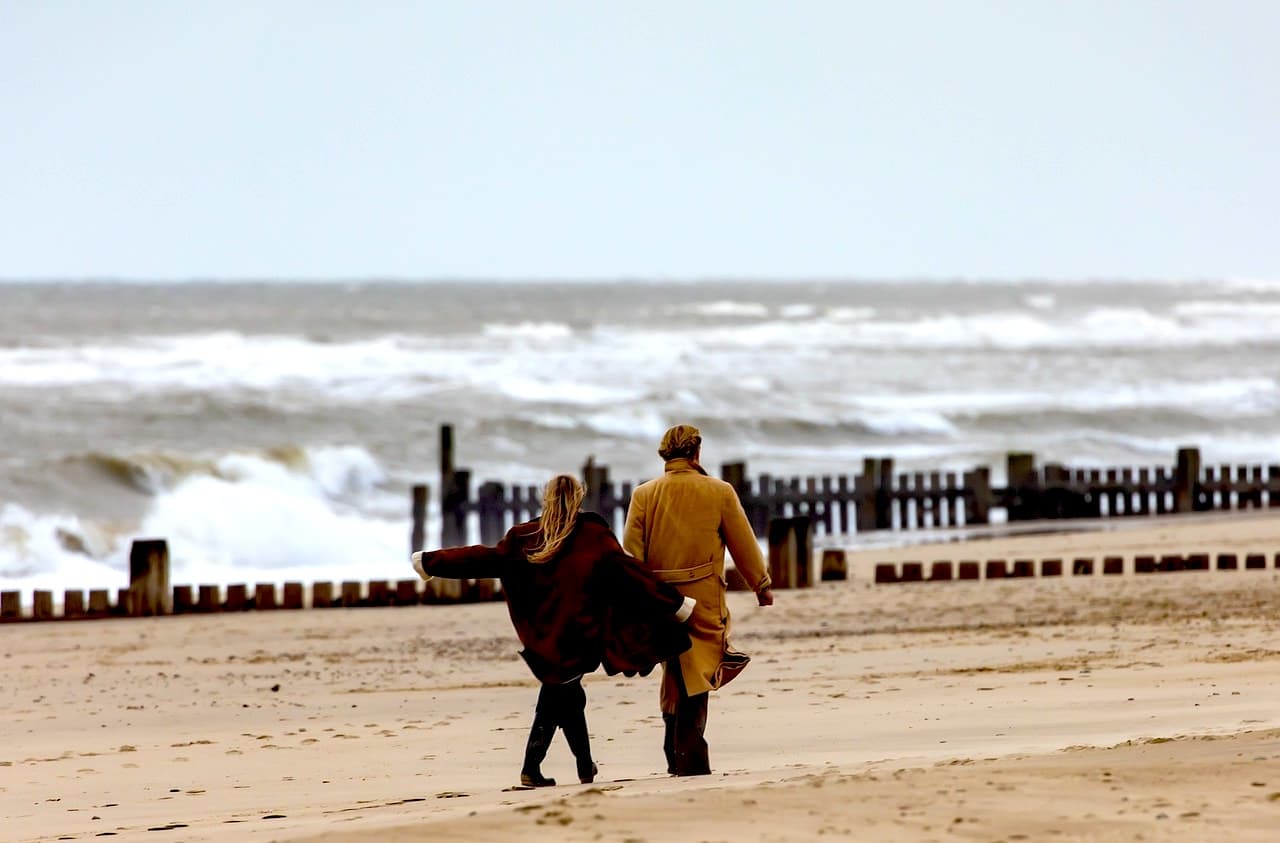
[{"x1": 417, "y1": 512, "x2": 691, "y2": 684}]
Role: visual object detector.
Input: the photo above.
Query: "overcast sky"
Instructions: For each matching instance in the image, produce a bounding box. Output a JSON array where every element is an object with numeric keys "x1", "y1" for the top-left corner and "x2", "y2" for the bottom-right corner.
[{"x1": 1, "y1": 1, "x2": 1276, "y2": 281}]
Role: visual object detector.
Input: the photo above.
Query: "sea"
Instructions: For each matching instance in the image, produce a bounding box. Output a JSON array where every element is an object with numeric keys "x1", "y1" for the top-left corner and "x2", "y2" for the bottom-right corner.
[{"x1": 2, "y1": 278, "x2": 1278, "y2": 597}]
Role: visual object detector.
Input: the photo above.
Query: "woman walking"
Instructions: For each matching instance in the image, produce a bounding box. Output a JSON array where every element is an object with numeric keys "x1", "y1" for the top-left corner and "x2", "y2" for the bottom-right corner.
[{"x1": 412, "y1": 474, "x2": 693, "y2": 787}]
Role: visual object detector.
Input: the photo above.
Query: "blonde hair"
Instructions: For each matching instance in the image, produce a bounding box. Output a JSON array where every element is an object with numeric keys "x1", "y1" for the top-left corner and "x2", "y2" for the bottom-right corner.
[{"x1": 526, "y1": 474, "x2": 585, "y2": 563}]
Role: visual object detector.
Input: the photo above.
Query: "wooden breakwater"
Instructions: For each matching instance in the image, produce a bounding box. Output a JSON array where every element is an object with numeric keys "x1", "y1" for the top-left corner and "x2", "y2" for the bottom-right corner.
[
  {"x1": 869, "y1": 551, "x2": 1280, "y2": 584},
  {"x1": 424, "y1": 425, "x2": 1280, "y2": 548},
  {"x1": 0, "y1": 517, "x2": 819, "y2": 623}
]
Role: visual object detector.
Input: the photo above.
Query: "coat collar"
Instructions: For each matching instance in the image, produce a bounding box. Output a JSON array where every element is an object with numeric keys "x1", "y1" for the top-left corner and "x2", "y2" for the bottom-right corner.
[{"x1": 663, "y1": 457, "x2": 708, "y2": 476}]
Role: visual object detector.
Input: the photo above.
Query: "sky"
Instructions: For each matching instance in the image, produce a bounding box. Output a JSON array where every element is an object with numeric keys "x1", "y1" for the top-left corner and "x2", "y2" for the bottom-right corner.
[{"x1": 0, "y1": 1, "x2": 1276, "y2": 282}]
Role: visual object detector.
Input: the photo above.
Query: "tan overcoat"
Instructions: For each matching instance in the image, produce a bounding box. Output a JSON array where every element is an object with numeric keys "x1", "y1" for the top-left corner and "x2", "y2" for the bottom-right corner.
[{"x1": 623, "y1": 458, "x2": 771, "y2": 712}]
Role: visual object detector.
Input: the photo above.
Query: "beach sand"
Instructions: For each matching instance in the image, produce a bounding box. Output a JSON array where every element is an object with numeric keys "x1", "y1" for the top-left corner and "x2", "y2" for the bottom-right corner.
[{"x1": 4, "y1": 511, "x2": 1279, "y2": 842}]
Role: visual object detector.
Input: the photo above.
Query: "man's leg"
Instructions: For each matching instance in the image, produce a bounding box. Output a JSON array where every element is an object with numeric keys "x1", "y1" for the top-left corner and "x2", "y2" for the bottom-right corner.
[{"x1": 669, "y1": 659, "x2": 711, "y2": 776}]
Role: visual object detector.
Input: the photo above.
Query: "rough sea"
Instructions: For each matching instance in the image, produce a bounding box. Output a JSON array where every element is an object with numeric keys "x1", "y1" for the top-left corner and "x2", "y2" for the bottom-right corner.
[{"x1": 2, "y1": 278, "x2": 1278, "y2": 597}]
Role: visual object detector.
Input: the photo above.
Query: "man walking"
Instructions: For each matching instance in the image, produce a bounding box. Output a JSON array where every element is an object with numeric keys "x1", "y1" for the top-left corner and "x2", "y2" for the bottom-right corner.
[{"x1": 623, "y1": 424, "x2": 773, "y2": 776}]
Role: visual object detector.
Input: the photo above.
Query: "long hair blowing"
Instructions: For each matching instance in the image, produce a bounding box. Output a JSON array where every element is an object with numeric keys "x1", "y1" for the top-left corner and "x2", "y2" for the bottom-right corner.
[{"x1": 526, "y1": 474, "x2": 585, "y2": 563}]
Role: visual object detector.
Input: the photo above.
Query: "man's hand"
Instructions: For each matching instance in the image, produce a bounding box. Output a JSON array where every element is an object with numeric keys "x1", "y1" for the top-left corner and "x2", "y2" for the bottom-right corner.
[{"x1": 756, "y1": 587, "x2": 774, "y2": 607}]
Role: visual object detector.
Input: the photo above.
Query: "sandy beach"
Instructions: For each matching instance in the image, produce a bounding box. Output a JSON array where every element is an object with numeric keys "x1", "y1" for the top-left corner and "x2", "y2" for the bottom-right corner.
[{"x1": 4, "y1": 511, "x2": 1279, "y2": 842}]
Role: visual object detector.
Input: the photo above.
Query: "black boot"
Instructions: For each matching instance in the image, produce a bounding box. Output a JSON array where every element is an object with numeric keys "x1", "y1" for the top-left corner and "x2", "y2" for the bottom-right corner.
[
  {"x1": 671, "y1": 692, "x2": 711, "y2": 777},
  {"x1": 662, "y1": 712, "x2": 678, "y2": 775},
  {"x1": 520, "y1": 713, "x2": 557, "y2": 787}
]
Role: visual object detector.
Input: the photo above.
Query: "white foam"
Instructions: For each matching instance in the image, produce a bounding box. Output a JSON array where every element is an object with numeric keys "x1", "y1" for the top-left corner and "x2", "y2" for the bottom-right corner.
[
  {"x1": 681, "y1": 300, "x2": 770, "y2": 318},
  {"x1": 482, "y1": 322, "x2": 573, "y2": 340}
]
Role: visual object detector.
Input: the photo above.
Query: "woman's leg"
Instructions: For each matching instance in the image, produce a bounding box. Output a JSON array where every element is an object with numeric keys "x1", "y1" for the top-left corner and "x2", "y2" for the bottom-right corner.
[
  {"x1": 520, "y1": 684, "x2": 559, "y2": 787},
  {"x1": 555, "y1": 677, "x2": 596, "y2": 783}
]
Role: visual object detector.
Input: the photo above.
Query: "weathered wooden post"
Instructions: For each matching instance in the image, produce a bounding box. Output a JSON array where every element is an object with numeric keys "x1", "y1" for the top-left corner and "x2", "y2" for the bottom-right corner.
[
  {"x1": 1269, "y1": 466, "x2": 1280, "y2": 508},
  {"x1": 88, "y1": 589, "x2": 111, "y2": 616},
  {"x1": 792, "y1": 516, "x2": 813, "y2": 587},
  {"x1": 875, "y1": 458, "x2": 895, "y2": 530},
  {"x1": 820, "y1": 549, "x2": 848, "y2": 581},
  {"x1": 477, "y1": 481, "x2": 507, "y2": 544},
  {"x1": 411, "y1": 484, "x2": 429, "y2": 554},
  {"x1": 197, "y1": 584, "x2": 220, "y2": 612},
  {"x1": 0, "y1": 591, "x2": 19, "y2": 620},
  {"x1": 855, "y1": 459, "x2": 877, "y2": 532},
  {"x1": 282, "y1": 582, "x2": 304, "y2": 610},
  {"x1": 129, "y1": 538, "x2": 171, "y2": 616},
  {"x1": 65, "y1": 589, "x2": 87, "y2": 618},
  {"x1": 965, "y1": 465, "x2": 992, "y2": 525},
  {"x1": 225, "y1": 584, "x2": 248, "y2": 611},
  {"x1": 171, "y1": 585, "x2": 194, "y2": 614},
  {"x1": 767, "y1": 517, "x2": 797, "y2": 588},
  {"x1": 1174, "y1": 447, "x2": 1200, "y2": 513},
  {"x1": 312, "y1": 581, "x2": 335, "y2": 608},
  {"x1": 582, "y1": 459, "x2": 609, "y2": 514},
  {"x1": 254, "y1": 583, "x2": 278, "y2": 610},
  {"x1": 33, "y1": 590, "x2": 53, "y2": 620},
  {"x1": 440, "y1": 424, "x2": 467, "y2": 547},
  {"x1": 1006, "y1": 453, "x2": 1038, "y2": 521}
]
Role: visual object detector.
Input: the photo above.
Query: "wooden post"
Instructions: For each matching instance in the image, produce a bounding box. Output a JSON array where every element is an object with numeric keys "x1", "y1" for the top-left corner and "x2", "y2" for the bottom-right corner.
[
  {"x1": 1174, "y1": 447, "x2": 1200, "y2": 513},
  {"x1": 440, "y1": 424, "x2": 466, "y2": 547},
  {"x1": 65, "y1": 589, "x2": 87, "y2": 618},
  {"x1": 477, "y1": 481, "x2": 507, "y2": 544},
  {"x1": 312, "y1": 581, "x2": 335, "y2": 607},
  {"x1": 88, "y1": 589, "x2": 111, "y2": 616},
  {"x1": 820, "y1": 549, "x2": 848, "y2": 581},
  {"x1": 875, "y1": 458, "x2": 894, "y2": 530},
  {"x1": 171, "y1": 585, "x2": 194, "y2": 614},
  {"x1": 128, "y1": 538, "x2": 171, "y2": 616},
  {"x1": 116, "y1": 587, "x2": 132, "y2": 616},
  {"x1": 33, "y1": 590, "x2": 53, "y2": 620},
  {"x1": 1006, "y1": 453, "x2": 1038, "y2": 521},
  {"x1": 341, "y1": 581, "x2": 363, "y2": 607},
  {"x1": 583, "y1": 459, "x2": 610, "y2": 515},
  {"x1": 1269, "y1": 466, "x2": 1280, "y2": 508},
  {"x1": 394, "y1": 579, "x2": 420, "y2": 606},
  {"x1": 1102, "y1": 556, "x2": 1124, "y2": 575},
  {"x1": 958, "y1": 561, "x2": 980, "y2": 580},
  {"x1": 792, "y1": 516, "x2": 813, "y2": 587},
  {"x1": 411, "y1": 484, "x2": 429, "y2": 554},
  {"x1": 767, "y1": 517, "x2": 797, "y2": 589},
  {"x1": 367, "y1": 580, "x2": 391, "y2": 606},
  {"x1": 197, "y1": 584, "x2": 221, "y2": 612},
  {"x1": 929, "y1": 561, "x2": 953, "y2": 581},
  {"x1": 963, "y1": 466, "x2": 992, "y2": 525},
  {"x1": 855, "y1": 460, "x2": 877, "y2": 532},
  {"x1": 0, "y1": 591, "x2": 19, "y2": 620},
  {"x1": 283, "y1": 582, "x2": 304, "y2": 610},
  {"x1": 253, "y1": 583, "x2": 277, "y2": 610},
  {"x1": 225, "y1": 584, "x2": 248, "y2": 611}
]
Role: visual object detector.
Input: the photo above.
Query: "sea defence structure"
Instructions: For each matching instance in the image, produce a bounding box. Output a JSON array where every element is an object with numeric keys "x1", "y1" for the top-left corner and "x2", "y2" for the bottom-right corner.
[
  {"x1": 5, "y1": 424, "x2": 1280, "y2": 622},
  {"x1": 426, "y1": 425, "x2": 1280, "y2": 549}
]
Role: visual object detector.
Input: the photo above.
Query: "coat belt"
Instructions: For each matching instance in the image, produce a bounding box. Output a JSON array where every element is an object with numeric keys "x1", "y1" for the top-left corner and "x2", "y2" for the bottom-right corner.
[{"x1": 651, "y1": 561, "x2": 717, "y2": 584}]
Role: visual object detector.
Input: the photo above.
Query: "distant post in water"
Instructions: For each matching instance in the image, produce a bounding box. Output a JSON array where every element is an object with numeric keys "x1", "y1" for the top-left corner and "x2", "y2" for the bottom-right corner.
[
  {"x1": 411, "y1": 484, "x2": 429, "y2": 554},
  {"x1": 129, "y1": 538, "x2": 171, "y2": 617},
  {"x1": 1174, "y1": 447, "x2": 1200, "y2": 513}
]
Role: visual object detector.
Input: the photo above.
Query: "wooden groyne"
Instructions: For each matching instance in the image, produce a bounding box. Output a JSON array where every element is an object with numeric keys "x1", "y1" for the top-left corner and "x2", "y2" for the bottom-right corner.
[
  {"x1": 0, "y1": 518, "x2": 820, "y2": 623},
  {"x1": 869, "y1": 551, "x2": 1280, "y2": 583},
  {"x1": 425, "y1": 425, "x2": 1280, "y2": 549}
]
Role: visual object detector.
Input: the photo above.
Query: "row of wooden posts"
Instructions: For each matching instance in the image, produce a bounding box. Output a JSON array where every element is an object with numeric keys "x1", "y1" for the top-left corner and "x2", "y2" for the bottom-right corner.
[
  {"x1": 0, "y1": 518, "x2": 821, "y2": 623},
  {"x1": 873, "y1": 551, "x2": 1280, "y2": 584},
  {"x1": 419, "y1": 426, "x2": 1280, "y2": 550}
]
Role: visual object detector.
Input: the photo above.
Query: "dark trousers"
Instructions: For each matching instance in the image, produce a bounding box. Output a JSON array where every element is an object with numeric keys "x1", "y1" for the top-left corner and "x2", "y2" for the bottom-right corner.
[
  {"x1": 662, "y1": 659, "x2": 710, "y2": 776},
  {"x1": 524, "y1": 677, "x2": 592, "y2": 776}
]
